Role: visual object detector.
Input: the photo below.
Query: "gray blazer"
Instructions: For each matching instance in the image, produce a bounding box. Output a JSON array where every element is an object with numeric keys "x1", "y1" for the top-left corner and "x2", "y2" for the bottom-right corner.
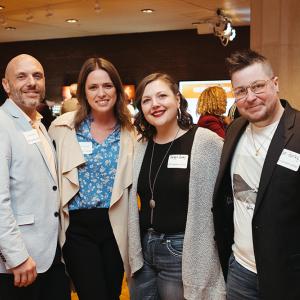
[
  {"x1": 0, "y1": 99, "x2": 59, "y2": 273},
  {"x1": 128, "y1": 127, "x2": 226, "y2": 300}
]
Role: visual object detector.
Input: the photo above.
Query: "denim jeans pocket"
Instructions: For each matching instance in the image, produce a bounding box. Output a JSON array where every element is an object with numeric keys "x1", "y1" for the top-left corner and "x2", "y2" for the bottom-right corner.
[
  {"x1": 166, "y1": 238, "x2": 183, "y2": 257},
  {"x1": 228, "y1": 253, "x2": 235, "y2": 268}
]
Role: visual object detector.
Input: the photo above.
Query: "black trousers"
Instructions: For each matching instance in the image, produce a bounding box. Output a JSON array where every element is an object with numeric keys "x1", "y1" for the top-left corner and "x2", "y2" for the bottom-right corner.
[
  {"x1": 63, "y1": 208, "x2": 124, "y2": 300},
  {"x1": 0, "y1": 245, "x2": 71, "y2": 300}
]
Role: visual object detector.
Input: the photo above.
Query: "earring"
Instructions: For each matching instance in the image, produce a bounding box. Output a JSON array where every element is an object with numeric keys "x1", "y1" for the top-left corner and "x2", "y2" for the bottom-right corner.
[{"x1": 177, "y1": 108, "x2": 182, "y2": 120}]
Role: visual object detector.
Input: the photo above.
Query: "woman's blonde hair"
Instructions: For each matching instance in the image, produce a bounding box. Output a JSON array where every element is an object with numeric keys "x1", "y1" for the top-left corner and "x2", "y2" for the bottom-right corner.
[{"x1": 197, "y1": 86, "x2": 227, "y2": 116}]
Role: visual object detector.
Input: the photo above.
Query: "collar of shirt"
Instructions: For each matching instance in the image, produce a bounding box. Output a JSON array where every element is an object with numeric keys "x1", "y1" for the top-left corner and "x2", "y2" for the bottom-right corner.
[
  {"x1": 7, "y1": 98, "x2": 43, "y2": 129},
  {"x1": 77, "y1": 115, "x2": 121, "y2": 142}
]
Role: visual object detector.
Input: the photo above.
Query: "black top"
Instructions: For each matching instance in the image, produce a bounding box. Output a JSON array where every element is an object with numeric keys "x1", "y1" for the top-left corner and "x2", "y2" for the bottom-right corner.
[{"x1": 138, "y1": 126, "x2": 197, "y2": 233}]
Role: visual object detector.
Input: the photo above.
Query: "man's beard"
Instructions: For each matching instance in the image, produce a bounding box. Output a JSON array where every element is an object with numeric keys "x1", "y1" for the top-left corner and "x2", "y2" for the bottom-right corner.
[{"x1": 10, "y1": 85, "x2": 45, "y2": 109}]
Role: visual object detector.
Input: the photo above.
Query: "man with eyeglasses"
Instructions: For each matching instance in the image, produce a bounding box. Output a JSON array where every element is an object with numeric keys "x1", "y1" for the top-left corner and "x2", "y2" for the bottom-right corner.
[{"x1": 213, "y1": 49, "x2": 300, "y2": 300}]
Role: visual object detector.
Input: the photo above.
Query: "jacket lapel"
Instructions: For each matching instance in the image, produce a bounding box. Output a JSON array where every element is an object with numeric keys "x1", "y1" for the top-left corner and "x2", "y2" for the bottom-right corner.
[
  {"x1": 110, "y1": 129, "x2": 134, "y2": 207},
  {"x1": 39, "y1": 123, "x2": 58, "y2": 183},
  {"x1": 254, "y1": 103, "x2": 295, "y2": 214},
  {"x1": 2, "y1": 99, "x2": 33, "y2": 131},
  {"x1": 61, "y1": 127, "x2": 85, "y2": 183},
  {"x1": 214, "y1": 117, "x2": 248, "y2": 201},
  {"x1": 2, "y1": 100, "x2": 57, "y2": 183}
]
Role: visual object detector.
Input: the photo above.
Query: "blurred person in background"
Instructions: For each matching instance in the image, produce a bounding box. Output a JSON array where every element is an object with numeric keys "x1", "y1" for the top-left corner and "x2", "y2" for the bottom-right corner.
[
  {"x1": 196, "y1": 85, "x2": 228, "y2": 138},
  {"x1": 37, "y1": 98, "x2": 56, "y2": 130},
  {"x1": 61, "y1": 83, "x2": 79, "y2": 114}
]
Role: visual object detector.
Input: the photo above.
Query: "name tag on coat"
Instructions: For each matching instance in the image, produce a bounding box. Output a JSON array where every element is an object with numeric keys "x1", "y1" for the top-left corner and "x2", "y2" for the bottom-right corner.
[
  {"x1": 277, "y1": 149, "x2": 300, "y2": 171},
  {"x1": 167, "y1": 154, "x2": 188, "y2": 169}
]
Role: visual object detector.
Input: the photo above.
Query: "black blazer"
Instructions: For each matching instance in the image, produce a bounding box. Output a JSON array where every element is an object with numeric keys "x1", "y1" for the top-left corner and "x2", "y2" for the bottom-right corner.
[{"x1": 213, "y1": 100, "x2": 300, "y2": 300}]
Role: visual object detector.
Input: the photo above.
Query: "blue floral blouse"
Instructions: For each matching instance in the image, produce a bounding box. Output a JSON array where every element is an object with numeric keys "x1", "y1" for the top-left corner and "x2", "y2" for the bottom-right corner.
[{"x1": 69, "y1": 116, "x2": 120, "y2": 210}]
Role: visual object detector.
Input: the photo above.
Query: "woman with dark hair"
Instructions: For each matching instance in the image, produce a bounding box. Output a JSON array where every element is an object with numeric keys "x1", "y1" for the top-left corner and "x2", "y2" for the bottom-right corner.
[
  {"x1": 128, "y1": 73, "x2": 226, "y2": 299},
  {"x1": 48, "y1": 57, "x2": 134, "y2": 300}
]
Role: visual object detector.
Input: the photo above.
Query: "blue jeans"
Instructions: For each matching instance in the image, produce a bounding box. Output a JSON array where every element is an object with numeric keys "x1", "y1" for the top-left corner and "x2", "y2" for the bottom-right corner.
[
  {"x1": 130, "y1": 230, "x2": 184, "y2": 300},
  {"x1": 227, "y1": 254, "x2": 259, "y2": 300}
]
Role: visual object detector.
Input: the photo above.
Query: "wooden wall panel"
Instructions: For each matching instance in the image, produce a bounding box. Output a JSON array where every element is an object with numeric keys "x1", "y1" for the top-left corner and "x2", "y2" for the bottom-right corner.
[{"x1": 0, "y1": 27, "x2": 249, "y2": 102}]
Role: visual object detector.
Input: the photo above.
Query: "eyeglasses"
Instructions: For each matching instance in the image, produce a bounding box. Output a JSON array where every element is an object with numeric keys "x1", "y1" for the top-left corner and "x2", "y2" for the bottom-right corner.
[{"x1": 233, "y1": 78, "x2": 274, "y2": 101}]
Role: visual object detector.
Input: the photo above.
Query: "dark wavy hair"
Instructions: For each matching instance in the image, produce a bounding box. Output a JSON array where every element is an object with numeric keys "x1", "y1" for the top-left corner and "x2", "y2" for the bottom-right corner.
[
  {"x1": 134, "y1": 73, "x2": 193, "y2": 141},
  {"x1": 74, "y1": 57, "x2": 132, "y2": 130}
]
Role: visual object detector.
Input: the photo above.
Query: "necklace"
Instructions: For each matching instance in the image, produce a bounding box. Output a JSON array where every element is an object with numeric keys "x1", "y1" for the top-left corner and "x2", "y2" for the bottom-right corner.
[
  {"x1": 250, "y1": 123, "x2": 277, "y2": 156},
  {"x1": 148, "y1": 128, "x2": 180, "y2": 225}
]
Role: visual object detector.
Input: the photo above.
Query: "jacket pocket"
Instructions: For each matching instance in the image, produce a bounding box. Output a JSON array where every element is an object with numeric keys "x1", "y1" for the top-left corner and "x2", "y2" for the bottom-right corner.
[{"x1": 16, "y1": 214, "x2": 35, "y2": 226}]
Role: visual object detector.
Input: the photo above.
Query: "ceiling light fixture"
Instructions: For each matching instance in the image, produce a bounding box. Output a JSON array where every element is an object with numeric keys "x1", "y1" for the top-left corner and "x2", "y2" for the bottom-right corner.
[
  {"x1": 141, "y1": 8, "x2": 154, "y2": 14},
  {"x1": 213, "y1": 9, "x2": 236, "y2": 46},
  {"x1": 193, "y1": 9, "x2": 236, "y2": 47},
  {"x1": 0, "y1": 5, "x2": 5, "y2": 10},
  {"x1": 94, "y1": 0, "x2": 102, "y2": 13},
  {"x1": 65, "y1": 18, "x2": 78, "y2": 23},
  {"x1": 5, "y1": 26, "x2": 16, "y2": 30}
]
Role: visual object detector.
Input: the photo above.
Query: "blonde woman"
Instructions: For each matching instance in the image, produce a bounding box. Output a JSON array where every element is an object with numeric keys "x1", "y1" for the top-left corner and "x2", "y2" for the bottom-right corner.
[{"x1": 197, "y1": 86, "x2": 227, "y2": 138}]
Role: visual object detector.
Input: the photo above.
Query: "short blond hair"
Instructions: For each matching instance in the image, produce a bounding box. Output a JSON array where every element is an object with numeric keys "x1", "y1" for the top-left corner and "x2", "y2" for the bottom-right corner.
[{"x1": 197, "y1": 86, "x2": 227, "y2": 116}]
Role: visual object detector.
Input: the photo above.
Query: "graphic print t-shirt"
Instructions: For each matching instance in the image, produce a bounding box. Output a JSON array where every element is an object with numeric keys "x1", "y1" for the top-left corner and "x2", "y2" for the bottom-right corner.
[{"x1": 231, "y1": 121, "x2": 278, "y2": 273}]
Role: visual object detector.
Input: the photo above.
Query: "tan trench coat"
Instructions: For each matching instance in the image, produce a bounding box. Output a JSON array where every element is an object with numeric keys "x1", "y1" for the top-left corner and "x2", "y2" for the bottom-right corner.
[{"x1": 48, "y1": 111, "x2": 134, "y2": 276}]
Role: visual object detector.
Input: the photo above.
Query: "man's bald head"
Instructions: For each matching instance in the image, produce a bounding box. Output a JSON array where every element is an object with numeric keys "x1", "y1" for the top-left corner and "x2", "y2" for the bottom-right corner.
[
  {"x1": 2, "y1": 54, "x2": 46, "y2": 117},
  {"x1": 5, "y1": 54, "x2": 44, "y2": 79}
]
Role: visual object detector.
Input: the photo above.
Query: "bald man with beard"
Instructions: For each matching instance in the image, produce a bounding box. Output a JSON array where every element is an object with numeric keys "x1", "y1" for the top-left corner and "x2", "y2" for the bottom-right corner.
[{"x1": 0, "y1": 54, "x2": 70, "y2": 300}]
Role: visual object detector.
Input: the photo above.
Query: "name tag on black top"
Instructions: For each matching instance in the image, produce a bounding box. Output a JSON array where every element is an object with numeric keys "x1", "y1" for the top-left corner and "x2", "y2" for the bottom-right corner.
[{"x1": 167, "y1": 154, "x2": 188, "y2": 169}]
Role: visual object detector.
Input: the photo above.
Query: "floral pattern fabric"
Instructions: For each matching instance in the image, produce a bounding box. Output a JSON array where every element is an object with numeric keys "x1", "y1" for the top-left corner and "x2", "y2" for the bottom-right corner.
[{"x1": 69, "y1": 116, "x2": 120, "y2": 210}]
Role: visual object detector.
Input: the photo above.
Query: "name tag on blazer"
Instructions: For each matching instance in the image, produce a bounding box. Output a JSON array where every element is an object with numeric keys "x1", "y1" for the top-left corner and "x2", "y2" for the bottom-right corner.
[
  {"x1": 277, "y1": 149, "x2": 300, "y2": 171},
  {"x1": 167, "y1": 154, "x2": 188, "y2": 169},
  {"x1": 23, "y1": 129, "x2": 40, "y2": 144}
]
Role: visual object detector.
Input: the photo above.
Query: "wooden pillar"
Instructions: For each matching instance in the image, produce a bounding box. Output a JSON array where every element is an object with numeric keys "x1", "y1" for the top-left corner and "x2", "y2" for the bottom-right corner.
[{"x1": 251, "y1": 0, "x2": 300, "y2": 108}]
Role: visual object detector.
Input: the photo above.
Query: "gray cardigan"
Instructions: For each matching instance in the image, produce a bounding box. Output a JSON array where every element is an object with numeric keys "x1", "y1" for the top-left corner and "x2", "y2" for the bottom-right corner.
[{"x1": 128, "y1": 127, "x2": 226, "y2": 300}]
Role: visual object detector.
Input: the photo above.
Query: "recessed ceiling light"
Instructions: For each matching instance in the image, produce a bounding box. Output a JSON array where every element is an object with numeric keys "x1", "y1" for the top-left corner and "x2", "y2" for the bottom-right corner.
[
  {"x1": 5, "y1": 26, "x2": 16, "y2": 30},
  {"x1": 141, "y1": 8, "x2": 154, "y2": 14},
  {"x1": 0, "y1": 5, "x2": 5, "y2": 10},
  {"x1": 65, "y1": 18, "x2": 78, "y2": 23}
]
